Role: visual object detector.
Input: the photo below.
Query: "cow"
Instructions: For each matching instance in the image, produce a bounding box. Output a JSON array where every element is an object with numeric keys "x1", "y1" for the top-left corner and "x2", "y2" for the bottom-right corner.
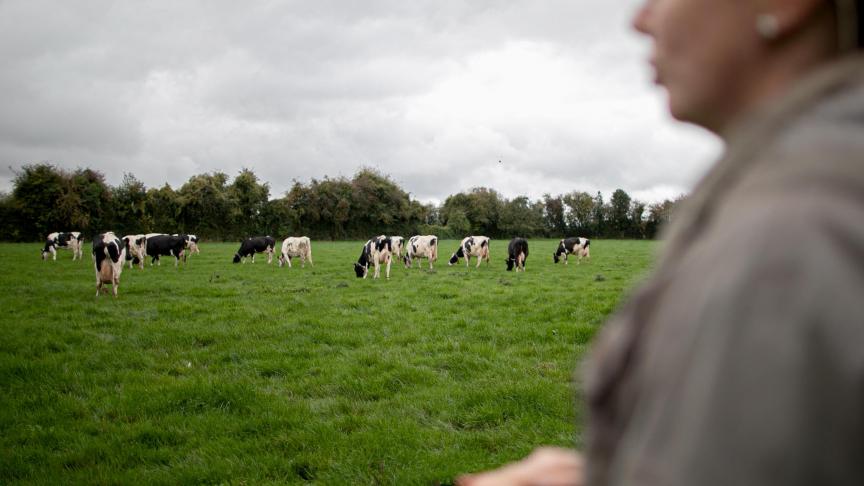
[
  {"x1": 553, "y1": 237, "x2": 591, "y2": 265},
  {"x1": 390, "y1": 236, "x2": 405, "y2": 258},
  {"x1": 278, "y1": 236, "x2": 313, "y2": 268},
  {"x1": 506, "y1": 237, "x2": 529, "y2": 272},
  {"x1": 122, "y1": 234, "x2": 147, "y2": 269},
  {"x1": 403, "y1": 235, "x2": 438, "y2": 269},
  {"x1": 146, "y1": 234, "x2": 187, "y2": 267},
  {"x1": 448, "y1": 236, "x2": 491, "y2": 267},
  {"x1": 41, "y1": 232, "x2": 84, "y2": 261},
  {"x1": 173, "y1": 234, "x2": 200, "y2": 255},
  {"x1": 93, "y1": 232, "x2": 126, "y2": 297},
  {"x1": 233, "y1": 236, "x2": 276, "y2": 264},
  {"x1": 354, "y1": 236, "x2": 392, "y2": 279}
]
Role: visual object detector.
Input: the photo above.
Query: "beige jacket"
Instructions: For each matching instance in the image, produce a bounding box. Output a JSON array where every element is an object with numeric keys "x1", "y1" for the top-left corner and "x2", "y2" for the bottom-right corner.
[{"x1": 584, "y1": 55, "x2": 864, "y2": 486}]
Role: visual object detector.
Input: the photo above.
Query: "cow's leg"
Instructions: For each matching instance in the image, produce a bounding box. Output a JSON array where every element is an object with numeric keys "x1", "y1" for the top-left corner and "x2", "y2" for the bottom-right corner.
[
  {"x1": 251, "y1": 253, "x2": 255, "y2": 263},
  {"x1": 267, "y1": 249, "x2": 273, "y2": 265},
  {"x1": 429, "y1": 255, "x2": 433, "y2": 270},
  {"x1": 385, "y1": 256, "x2": 391, "y2": 279},
  {"x1": 287, "y1": 255, "x2": 293, "y2": 268},
  {"x1": 51, "y1": 247, "x2": 57, "y2": 261},
  {"x1": 476, "y1": 254, "x2": 482, "y2": 268}
]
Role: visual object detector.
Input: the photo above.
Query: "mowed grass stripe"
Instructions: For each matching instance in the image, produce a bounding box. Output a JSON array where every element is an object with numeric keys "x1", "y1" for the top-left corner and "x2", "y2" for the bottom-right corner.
[{"x1": 0, "y1": 239, "x2": 656, "y2": 484}]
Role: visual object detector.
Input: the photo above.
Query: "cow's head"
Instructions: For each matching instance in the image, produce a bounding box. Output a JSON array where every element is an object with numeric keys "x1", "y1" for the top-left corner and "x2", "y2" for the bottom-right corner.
[
  {"x1": 553, "y1": 242, "x2": 566, "y2": 263},
  {"x1": 41, "y1": 241, "x2": 54, "y2": 260},
  {"x1": 232, "y1": 253, "x2": 242, "y2": 264},
  {"x1": 353, "y1": 262, "x2": 367, "y2": 278}
]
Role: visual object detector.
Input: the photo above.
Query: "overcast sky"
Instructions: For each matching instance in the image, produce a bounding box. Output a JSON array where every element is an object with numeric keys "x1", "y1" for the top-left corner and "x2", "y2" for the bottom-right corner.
[{"x1": 0, "y1": 0, "x2": 720, "y2": 204}]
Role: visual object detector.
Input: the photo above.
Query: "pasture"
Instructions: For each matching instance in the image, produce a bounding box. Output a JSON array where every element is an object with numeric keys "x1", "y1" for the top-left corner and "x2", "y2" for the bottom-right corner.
[{"x1": 0, "y1": 239, "x2": 657, "y2": 484}]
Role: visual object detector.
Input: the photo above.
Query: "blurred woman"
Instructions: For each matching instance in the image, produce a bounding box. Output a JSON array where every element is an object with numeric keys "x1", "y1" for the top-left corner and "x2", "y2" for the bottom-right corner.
[{"x1": 460, "y1": 1, "x2": 864, "y2": 485}]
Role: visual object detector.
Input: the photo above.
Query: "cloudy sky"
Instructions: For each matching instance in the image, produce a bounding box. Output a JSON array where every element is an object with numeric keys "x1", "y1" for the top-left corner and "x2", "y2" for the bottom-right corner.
[{"x1": 0, "y1": 0, "x2": 720, "y2": 204}]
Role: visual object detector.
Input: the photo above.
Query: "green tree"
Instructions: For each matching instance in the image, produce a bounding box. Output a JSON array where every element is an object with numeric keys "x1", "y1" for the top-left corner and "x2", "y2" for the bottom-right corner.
[
  {"x1": 66, "y1": 168, "x2": 113, "y2": 235},
  {"x1": 499, "y1": 196, "x2": 544, "y2": 237},
  {"x1": 145, "y1": 184, "x2": 181, "y2": 233},
  {"x1": 542, "y1": 194, "x2": 567, "y2": 237},
  {"x1": 12, "y1": 164, "x2": 68, "y2": 240},
  {"x1": 177, "y1": 172, "x2": 232, "y2": 239},
  {"x1": 113, "y1": 173, "x2": 148, "y2": 236},
  {"x1": 444, "y1": 208, "x2": 471, "y2": 236},
  {"x1": 592, "y1": 191, "x2": 607, "y2": 238},
  {"x1": 609, "y1": 189, "x2": 632, "y2": 238},
  {"x1": 563, "y1": 191, "x2": 594, "y2": 236},
  {"x1": 629, "y1": 200, "x2": 646, "y2": 239},
  {"x1": 229, "y1": 169, "x2": 270, "y2": 237}
]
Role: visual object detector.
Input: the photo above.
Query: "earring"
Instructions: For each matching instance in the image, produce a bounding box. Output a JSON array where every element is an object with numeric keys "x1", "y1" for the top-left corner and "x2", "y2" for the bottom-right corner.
[{"x1": 756, "y1": 14, "x2": 780, "y2": 40}]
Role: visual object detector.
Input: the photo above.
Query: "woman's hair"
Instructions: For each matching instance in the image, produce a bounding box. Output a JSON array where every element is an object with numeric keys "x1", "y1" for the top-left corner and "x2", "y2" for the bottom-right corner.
[{"x1": 858, "y1": 0, "x2": 864, "y2": 47}]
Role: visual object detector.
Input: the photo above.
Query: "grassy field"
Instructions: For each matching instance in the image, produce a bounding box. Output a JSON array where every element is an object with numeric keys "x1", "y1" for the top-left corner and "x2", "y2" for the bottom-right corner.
[{"x1": 0, "y1": 239, "x2": 657, "y2": 485}]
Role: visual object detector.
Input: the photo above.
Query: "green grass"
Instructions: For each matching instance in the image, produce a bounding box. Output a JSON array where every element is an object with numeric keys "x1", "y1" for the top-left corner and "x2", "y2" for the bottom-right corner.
[{"x1": 0, "y1": 239, "x2": 656, "y2": 484}]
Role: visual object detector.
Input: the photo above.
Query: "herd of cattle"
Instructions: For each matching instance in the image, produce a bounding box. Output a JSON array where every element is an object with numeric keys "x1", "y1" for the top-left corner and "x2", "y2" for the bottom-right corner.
[{"x1": 40, "y1": 231, "x2": 591, "y2": 297}]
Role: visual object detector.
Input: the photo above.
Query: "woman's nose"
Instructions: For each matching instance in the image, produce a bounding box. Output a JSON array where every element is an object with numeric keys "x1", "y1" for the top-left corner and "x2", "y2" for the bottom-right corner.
[{"x1": 632, "y1": 1, "x2": 653, "y2": 35}]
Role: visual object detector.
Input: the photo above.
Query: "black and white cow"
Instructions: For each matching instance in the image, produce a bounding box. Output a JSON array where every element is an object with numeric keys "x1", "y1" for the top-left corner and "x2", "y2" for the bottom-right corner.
[
  {"x1": 354, "y1": 236, "x2": 392, "y2": 279},
  {"x1": 448, "y1": 236, "x2": 491, "y2": 267},
  {"x1": 233, "y1": 236, "x2": 276, "y2": 264},
  {"x1": 506, "y1": 237, "x2": 529, "y2": 272},
  {"x1": 93, "y1": 232, "x2": 126, "y2": 297},
  {"x1": 403, "y1": 235, "x2": 438, "y2": 269},
  {"x1": 42, "y1": 232, "x2": 84, "y2": 261},
  {"x1": 390, "y1": 236, "x2": 405, "y2": 258},
  {"x1": 145, "y1": 234, "x2": 187, "y2": 267},
  {"x1": 553, "y1": 237, "x2": 590, "y2": 265},
  {"x1": 173, "y1": 234, "x2": 200, "y2": 255},
  {"x1": 122, "y1": 234, "x2": 147, "y2": 269},
  {"x1": 278, "y1": 236, "x2": 313, "y2": 268}
]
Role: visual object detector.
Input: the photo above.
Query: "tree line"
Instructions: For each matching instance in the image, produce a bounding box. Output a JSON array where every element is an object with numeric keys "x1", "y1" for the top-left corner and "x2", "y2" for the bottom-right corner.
[{"x1": 0, "y1": 163, "x2": 682, "y2": 242}]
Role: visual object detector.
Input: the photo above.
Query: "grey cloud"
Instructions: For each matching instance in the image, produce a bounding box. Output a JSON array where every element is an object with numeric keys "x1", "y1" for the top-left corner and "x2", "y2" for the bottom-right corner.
[{"x1": 0, "y1": 0, "x2": 719, "y2": 204}]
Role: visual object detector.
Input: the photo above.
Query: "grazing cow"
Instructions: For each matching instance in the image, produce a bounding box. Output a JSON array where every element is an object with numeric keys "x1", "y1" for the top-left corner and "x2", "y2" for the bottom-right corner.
[
  {"x1": 403, "y1": 235, "x2": 438, "y2": 269},
  {"x1": 233, "y1": 236, "x2": 276, "y2": 264},
  {"x1": 278, "y1": 236, "x2": 313, "y2": 268},
  {"x1": 122, "y1": 234, "x2": 147, "y2": 269},
  {"x1": 93, "y1": 232, "x2": 126, "y2": 297},
  {"x1": 173, "y1": 234, "x2": 200, "y2": 255},
  {"x1": 553, "y1": 237, "x2": 591, "y2": 265},
  {"x1": 146, "y1": 234, "x2": 187, "y2": 267},
  {"x1": 448, "y1": 236, "x2": 491, "y2": 267},
  {"x1": 506, "y1": 237, "x2": 529, "y2": 272},
  {"x1": 390, "y1": 236, "x2": 405, "y2": 258},
  {"x1": 354, "y1": 236, "x2": 392, "y2": 279},
  {"x1": 42, "y1": 232, "x2": 84, "y2": 261}
]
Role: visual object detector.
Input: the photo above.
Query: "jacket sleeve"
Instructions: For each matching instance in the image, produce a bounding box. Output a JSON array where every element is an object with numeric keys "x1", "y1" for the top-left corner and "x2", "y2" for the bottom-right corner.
[{"x1": 608, "y1": 194, "x2": 864, "y2": 486}]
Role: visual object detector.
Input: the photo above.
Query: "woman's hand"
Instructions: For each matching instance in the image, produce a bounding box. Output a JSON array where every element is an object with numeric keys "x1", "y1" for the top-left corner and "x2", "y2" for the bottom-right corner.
[{"x1": 456, "y1": 447, "x2": 584, "y2": 486}]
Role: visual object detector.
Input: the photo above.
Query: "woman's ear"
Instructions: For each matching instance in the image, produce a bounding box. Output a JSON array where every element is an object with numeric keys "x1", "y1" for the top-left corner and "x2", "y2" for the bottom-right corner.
[{"x1": 759, "y1": 0, "x2": 834, "y2": 40}]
